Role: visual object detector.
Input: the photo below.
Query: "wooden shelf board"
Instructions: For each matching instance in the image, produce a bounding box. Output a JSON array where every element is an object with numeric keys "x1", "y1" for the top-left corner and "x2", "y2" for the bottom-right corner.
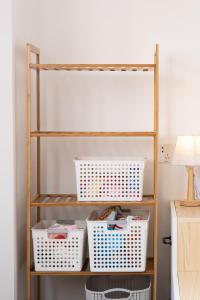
[
  {"x1": 31, "y1": 194, "x2": 155, "y2": 207},
  {"x1": 30, "y1": 63, "x2": 155, "y2": 72},
  {"x1": 30, "y1": 257, "x2": 154, "y2": 276},
  {"x1": 30, "y1": 131, "x2": 157, "y2": 137}
]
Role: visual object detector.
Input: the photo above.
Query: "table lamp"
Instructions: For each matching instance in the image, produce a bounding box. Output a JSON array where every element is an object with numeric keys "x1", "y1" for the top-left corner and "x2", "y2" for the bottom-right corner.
[{"x1": 172, "y1": 136, "x2": 200, "y2": 207}]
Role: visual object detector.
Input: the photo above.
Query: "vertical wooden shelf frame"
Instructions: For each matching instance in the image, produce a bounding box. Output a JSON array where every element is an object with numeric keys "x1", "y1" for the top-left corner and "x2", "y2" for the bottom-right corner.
[
  {"x1": 26, "y1": 43, "x2": 41, "y2": 300},
  {"x1": 153, "y1": 44, "x2": 159, "y2": 300},
  {"x1": 26, "y1": 43, "x2": 159, "y2": 300}
]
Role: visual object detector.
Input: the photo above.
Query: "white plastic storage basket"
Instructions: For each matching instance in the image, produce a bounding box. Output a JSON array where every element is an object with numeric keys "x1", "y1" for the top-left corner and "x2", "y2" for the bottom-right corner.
[
  {"x1": 85, "y1": 276, "x2": 151, "y2": 300},
  {"x1": 87, "y1": 210, "x2": 149, "y2": 272},
  {"x1": 32, "y1": 220, "x2": 86, "y2": 271},
  {"x1": 74, "y1": 157, "x2": 145, "y2": 201}
]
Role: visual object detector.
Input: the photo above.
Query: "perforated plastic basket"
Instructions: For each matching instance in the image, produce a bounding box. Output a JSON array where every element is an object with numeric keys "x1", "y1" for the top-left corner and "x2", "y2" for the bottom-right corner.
[
  {"x1": 74, "y1": 157, "x2": 145, "y2": 201},
  {"x1": 87, "y1": 210, "x2": 149, "y2": 272},
  {"x1": 85, "y1": 276, "x2": 151, "y2": 300},
  {"x1": 32, "y1": 220, "x2": 86, "y2": 271}
]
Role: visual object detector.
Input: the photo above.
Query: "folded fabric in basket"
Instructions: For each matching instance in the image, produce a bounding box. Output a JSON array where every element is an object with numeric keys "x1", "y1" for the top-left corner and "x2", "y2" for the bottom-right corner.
[
  {"x1": 48, "y1": 223, "x2": 79, "y2": 239},
  {"x1": 97, "y1": 206, "x2": 126, "y2": 221}
]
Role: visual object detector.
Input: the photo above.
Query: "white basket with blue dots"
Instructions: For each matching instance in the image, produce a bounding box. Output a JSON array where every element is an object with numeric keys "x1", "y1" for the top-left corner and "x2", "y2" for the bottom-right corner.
[{"x1": 87, "y1": 210, "x2": 150, "y2": 272}]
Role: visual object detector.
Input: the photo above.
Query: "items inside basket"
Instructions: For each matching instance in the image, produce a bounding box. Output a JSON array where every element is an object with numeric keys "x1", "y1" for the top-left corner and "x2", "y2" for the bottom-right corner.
[
  {"x1": 90, "y1": 206, "x2": 147, "y2": 230},
  {"x1": 47, "y1": 222, "x2": 80, "y2": 239}
]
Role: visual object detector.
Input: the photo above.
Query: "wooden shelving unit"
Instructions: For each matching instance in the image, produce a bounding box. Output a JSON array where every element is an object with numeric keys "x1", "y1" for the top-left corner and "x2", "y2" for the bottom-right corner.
[{"x1": 26, "y1": 43, "x2": 159, "y2": 300}]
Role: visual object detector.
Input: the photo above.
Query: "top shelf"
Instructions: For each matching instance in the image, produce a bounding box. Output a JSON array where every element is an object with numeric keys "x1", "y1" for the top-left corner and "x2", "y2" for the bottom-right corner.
[{"x1": 29, "y1": 64, "x2": 155, "y2": 72}]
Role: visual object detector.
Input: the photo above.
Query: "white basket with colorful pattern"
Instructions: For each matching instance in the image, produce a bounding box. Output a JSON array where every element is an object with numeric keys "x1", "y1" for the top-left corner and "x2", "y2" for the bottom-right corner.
[{"x1": 74, "y1": 157, "x2": 145, "y2": 201}]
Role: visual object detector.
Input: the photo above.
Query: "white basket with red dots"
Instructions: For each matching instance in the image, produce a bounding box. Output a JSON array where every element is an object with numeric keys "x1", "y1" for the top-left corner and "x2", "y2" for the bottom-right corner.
[
  {"x1": 32, "y1": 220, "x2": 86, "y2": 271},
  {"x1": 74, "y1": 157, "x2": 145, "y2": 201}
]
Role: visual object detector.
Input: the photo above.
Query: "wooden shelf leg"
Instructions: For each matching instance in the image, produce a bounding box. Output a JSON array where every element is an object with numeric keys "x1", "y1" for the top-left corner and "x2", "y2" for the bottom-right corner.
[
  {"x1": 26, "y1": 43, "x2": 41, "y2": 300},
  {"x1": 26, "y1": 271, "x2": 31, "y2": 300},
  {"x1": 26, "y1": 43, "x2": 32, "y2": 300},
  {"x1": 36, "y1": 49, "x2": 41, "y2": 300},
  {"x1": 153, "y1": 211, "x2": 158, "y2": 299},
  {"x1": 37, "y1": 277, "x2": 41, "y2": 300},
  {"x1": 153, "y1": 43, "x2": 159, "y2": 300}
]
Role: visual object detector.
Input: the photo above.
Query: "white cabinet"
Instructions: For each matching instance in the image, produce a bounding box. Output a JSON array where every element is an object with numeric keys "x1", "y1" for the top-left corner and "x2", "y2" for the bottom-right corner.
[
  {"x1": 170, "y1": 200, "x2": 200, "y2": 300},
  {"x1": 170, "y1": 201, "x2": 180, "y2": 300}
]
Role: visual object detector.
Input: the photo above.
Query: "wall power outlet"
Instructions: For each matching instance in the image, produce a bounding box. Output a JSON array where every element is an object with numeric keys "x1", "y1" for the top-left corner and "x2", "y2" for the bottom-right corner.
[{"x1": 159, "y1": 144, "x2": 175, "y2": 163}]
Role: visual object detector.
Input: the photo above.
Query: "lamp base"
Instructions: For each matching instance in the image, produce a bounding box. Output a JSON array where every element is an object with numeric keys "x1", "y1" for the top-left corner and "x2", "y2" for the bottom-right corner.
[{"x1": 180, "y1": 200, "x2": 200, "y2": 207}]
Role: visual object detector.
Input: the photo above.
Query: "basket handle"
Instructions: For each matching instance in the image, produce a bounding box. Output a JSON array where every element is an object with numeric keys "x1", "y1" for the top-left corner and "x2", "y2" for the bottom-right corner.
[
  {"x1": 103, "y1": 288, "x2": 131, "y2": 300},
  {"x1": 47, "y1": 228, "x2": 69, "y2": 234},
  {"x1": 106, "y1": 216, "x2": 138, "y2": 230},
  {"x1": 106, "y1": 220, "x2": 127, "y2": 226},
  {"x1": 106, "y1": 215, "x2": 144, "y2": 226}
]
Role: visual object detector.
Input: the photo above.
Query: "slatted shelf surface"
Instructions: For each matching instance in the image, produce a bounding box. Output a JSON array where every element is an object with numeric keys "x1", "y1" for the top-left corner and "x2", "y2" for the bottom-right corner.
[
  {"x1": 31, "y1": 194, "x2": 155, "y2": 207},
  {"x1": 31, "y1": 257, "x2": 154, "y2": 276},
  {"x1": 30, "y1": 64, "x2": 155, "y2": 72}
]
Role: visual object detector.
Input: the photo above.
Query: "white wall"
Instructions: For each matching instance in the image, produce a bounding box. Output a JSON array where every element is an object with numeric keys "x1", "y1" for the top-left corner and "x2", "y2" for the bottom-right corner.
[
  {"x1": 0, "y1": 0, "x2": 16, "y2": 299},
  {"x1": 14, "y1": 0, "x2": 200, "y2": 299}
]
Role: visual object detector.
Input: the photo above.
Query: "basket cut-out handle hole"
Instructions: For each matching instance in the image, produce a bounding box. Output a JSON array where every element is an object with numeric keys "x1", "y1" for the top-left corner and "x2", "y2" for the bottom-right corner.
[{"x1": 103, "y1": 288, "x2": 131, "y2": 300}]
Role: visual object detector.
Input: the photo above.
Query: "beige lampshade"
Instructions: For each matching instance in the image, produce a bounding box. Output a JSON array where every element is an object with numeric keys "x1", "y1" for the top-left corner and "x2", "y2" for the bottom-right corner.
[{"x1": 172, "y1": 136, "x2": 200, "y2": 166}]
